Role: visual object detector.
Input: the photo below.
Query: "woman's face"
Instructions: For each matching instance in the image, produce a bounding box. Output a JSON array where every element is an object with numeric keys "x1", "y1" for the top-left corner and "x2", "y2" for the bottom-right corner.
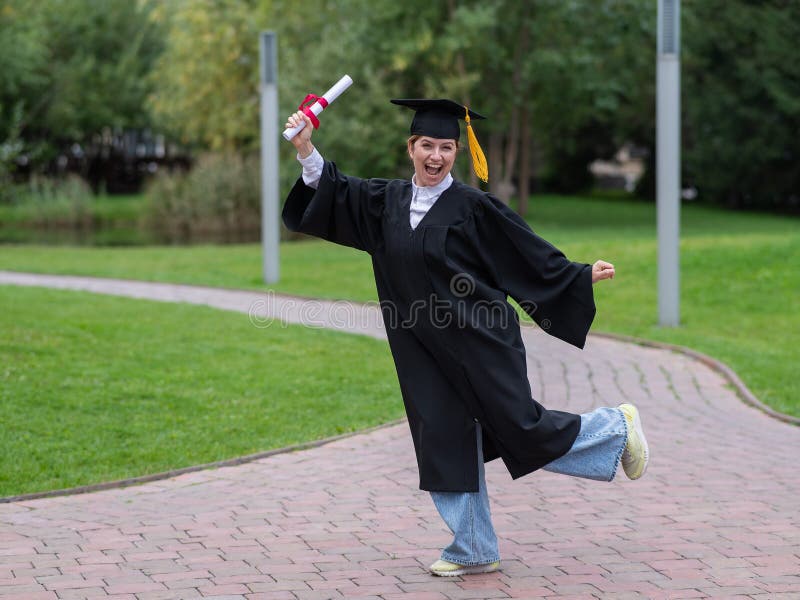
[{"x1": 408, "y1": 136, "x2": 457, "y2": 187}]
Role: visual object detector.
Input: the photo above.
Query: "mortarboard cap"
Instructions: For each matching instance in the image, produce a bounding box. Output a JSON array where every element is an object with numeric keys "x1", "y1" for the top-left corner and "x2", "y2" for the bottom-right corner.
[
  {"x1": 391, "y1": 98, "x2": 489, "y2": 182},
  {"x1": 390, "y1": 98, "x2": 485, "y2": 140}
]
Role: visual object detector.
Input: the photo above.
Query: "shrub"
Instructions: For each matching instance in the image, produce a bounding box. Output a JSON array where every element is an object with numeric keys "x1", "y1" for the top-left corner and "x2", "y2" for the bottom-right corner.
[
  {"x1": 12, "y1": 174, "x2": 94, "y2": 228},
  {"x1": 143, "y1": 152, "x2": 261, "y2": 243}
]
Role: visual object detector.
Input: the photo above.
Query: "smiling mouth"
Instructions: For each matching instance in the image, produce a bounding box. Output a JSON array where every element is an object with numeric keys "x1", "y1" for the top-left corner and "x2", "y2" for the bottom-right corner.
[{"x1": 425, "y1": 164, "x2": 442, "y2": 176}]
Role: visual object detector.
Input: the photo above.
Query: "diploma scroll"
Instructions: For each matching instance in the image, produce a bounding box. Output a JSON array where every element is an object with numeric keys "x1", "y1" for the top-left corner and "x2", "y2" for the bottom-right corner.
[{"x1": 282, "y1": 75, "x2": 353, "y2": 141}]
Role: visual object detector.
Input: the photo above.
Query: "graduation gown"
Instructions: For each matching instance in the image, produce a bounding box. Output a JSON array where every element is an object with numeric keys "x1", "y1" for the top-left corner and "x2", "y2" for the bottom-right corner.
[{"x1": 283, "y1": 161, "x2": 596, "y2": 492}]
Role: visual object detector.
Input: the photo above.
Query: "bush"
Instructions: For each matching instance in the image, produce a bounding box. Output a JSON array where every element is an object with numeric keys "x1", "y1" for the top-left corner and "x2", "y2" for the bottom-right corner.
[
  {"x1": 10, "y1": 174, "x2": 94, "y2": 228},
  {"x1": 143, "y1": 152, "x2": 261, "y2": 243}
]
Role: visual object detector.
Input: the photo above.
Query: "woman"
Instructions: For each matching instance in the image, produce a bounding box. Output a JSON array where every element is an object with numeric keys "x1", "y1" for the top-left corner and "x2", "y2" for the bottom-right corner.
[{"x1": 282, "y1": 98, "x2": 649, "y2": 577}]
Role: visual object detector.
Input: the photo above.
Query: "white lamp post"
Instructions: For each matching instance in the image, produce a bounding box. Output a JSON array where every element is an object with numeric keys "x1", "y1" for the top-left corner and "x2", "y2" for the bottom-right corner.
[
  {"x1": 657, "y1": 0, "x2": 681, "y2": 326},
  {"x1": 260, "y1": 31, "x2": 280, "y2": 284}
]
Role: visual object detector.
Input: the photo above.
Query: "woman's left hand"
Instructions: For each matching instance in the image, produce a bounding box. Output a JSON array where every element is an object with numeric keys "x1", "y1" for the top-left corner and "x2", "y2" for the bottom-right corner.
[{"x1": 591, "y1": 260, "x2": 615, "y2": 284}]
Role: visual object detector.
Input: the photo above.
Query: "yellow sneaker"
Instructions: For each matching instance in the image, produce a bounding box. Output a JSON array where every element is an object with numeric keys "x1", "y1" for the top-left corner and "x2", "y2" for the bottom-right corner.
[
  {"x1": 429, "y1": 559, "x2": 500, "y2": 577},
  {"x1": 619, "y1": 403, "x2": 649, "y2": 480}
]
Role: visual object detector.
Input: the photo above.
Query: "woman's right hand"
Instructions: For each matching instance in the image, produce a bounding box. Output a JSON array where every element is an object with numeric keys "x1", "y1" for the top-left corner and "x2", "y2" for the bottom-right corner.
[{"x1": 285, "y1": 111, "x2": 315, "y2": 158}]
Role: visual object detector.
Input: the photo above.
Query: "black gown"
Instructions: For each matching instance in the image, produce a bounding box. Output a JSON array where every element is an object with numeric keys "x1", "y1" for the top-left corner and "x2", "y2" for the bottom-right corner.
[{"x1": 283, "y1": 161, "x2": 596, "y2": 492}]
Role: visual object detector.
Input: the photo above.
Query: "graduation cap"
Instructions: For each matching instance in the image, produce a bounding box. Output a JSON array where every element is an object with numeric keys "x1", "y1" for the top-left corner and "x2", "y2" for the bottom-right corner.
[{"x1": 391, "y1": 98, "x2": 489, "y2": 183}]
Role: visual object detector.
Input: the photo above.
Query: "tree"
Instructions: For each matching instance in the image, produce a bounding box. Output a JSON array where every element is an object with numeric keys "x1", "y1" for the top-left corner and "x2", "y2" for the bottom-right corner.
[
  {"x1": 0, "y1": 0, "x2": 164, "y2": 183},
  {"x1": 522, "y1": 0, "x2": 654, "y2": 199},
  {"x1": 41, "y1": 0, "x2": 163, "y2": 139},
  {"x1": 425, "y1": 0, "x2": 654, "y2": 208},
  {"x1": 682, "y1": 0, "x2": 800, "y2": 210},
  {"x1": 0, "y1": 0, "x2": 49, "y2": 184},
  {"x1": 147, "y1": 0, "x2": 261, "y2": 152}
]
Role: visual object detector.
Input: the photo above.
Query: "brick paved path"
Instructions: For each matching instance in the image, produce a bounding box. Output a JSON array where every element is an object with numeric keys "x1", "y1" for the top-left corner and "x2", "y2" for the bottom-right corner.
[{"x1": 1, "y1": 273, "x2": 799, "y2": 599}]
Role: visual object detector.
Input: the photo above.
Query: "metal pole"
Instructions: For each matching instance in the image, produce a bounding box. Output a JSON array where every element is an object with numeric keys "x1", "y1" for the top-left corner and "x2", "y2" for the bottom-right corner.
[
  {"x1": 260, "y1": 32, "x2": 279, "y2": 284},
  {"x1": 657, "y1": 0, "x2": 680, "y2": 326}
]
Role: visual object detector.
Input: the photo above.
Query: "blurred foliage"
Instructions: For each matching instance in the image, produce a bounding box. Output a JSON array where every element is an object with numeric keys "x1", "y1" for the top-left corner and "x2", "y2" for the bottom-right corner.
[
  {"x1": 37, "y1": 0, "x2": 164, "y2": 139},
  {"x1": 682, "y1": 0, "x2": 800, "y2": 210},
  {"x1": 143, "y1": 153, "x2": 260, "y2": 243},
  {"x1": 1, "y1": 0, "x2": 798, "y2": 212},
  {"x1": 0, "y1": 0, "x2": 47, "y2": 188},
  {"x1": 0, "y1": 0, "x2": 163, "y2": 167},
  {"x1": 147, "y1": 0, "x2": 261, "y2": 152},
  {"x1": 11, "y1": 174, "x2": 94, "y2": 228}
]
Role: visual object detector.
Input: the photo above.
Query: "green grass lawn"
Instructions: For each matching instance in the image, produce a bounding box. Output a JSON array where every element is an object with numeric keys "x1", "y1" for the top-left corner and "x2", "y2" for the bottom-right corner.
[
  {"x1": 0, "y1": 286, "x2": 402, "y2": 497},
  {"x1": 1, "y1": 194, "x2": 798, "y2": 494}
]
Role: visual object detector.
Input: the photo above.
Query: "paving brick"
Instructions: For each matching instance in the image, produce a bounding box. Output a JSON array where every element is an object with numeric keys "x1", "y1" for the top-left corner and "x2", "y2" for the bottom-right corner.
[
  {"x1": 646, "y1": 591, "x2": 707, "y2": 600},
  {"x1": 103, "y1": 582, "x2": 167, "y2": 595},
  {"x1": 134, "y1": 592, "x2": 201, "y2": 600},
  {"x1": 159, "y1": 576, "x2": 207, "y2": 590},
  {"x1": 293, "y1": 592, "x2": 347, "y2": 600},
  {"x1": 0, "y1": 592, "x2": 58, "y2": 600},
  {"x1": 245, "y1": 580, "x2": 310, "y2": 593},
  {"x1": 648, "y1": 559, "x2": 707, "y2": 571},
  {"x1": 38, "y1": 575, "x2": 108, "y2": 591},
  {"x1": 54, "y1": 588, "x2": 109, "y2": 599},
  {"x1": 439, "y1": 588, "x2": 512, "y2": 599},
  {"x1": 505, "y1": 589, "x2": 553, "y2": 598}
]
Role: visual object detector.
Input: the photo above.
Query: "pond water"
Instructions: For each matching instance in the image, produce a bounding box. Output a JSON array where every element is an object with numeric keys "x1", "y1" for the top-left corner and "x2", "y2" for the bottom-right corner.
[{"x1": 0, "y1": 225, "x2": 261, "y2": 246}]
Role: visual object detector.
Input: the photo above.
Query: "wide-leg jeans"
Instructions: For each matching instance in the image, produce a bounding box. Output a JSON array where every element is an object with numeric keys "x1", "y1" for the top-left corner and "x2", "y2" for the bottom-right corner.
[{"x1": 430, "y1": 406, "x2": 628, "y2": 566}]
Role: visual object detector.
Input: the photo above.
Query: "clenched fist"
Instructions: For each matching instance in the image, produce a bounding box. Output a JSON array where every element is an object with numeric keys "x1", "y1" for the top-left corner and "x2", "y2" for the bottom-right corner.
[{"x1": 592, "y1": 260, "x2": 615, "y2": 284}]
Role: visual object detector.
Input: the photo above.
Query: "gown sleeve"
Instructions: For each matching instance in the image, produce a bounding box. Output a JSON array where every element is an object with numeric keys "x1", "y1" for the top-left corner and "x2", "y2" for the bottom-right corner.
[
  {"x1": 282, "y1": 160, "x2": 387, "y2": 254},
  {"x1": 474, "y1": 197, "x2": 596, "y2": 349}
]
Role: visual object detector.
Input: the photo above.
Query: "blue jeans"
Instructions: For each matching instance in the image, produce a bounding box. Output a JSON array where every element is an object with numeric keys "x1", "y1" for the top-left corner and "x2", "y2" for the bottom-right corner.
[{"x1": 430, "y1": 407, "x2": 627, "y2": 565}]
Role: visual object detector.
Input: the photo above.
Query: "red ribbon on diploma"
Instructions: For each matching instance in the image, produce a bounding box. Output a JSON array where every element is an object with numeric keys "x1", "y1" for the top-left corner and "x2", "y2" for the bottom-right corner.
[{"x1": 298, "y1": 94, "x2": 329, "y2": 129}]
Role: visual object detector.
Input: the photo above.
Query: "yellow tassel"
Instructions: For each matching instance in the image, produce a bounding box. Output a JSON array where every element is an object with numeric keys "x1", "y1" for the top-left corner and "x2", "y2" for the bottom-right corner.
[{"x1": 465, "y1": 107, "x2": 488, "y2": 183}]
